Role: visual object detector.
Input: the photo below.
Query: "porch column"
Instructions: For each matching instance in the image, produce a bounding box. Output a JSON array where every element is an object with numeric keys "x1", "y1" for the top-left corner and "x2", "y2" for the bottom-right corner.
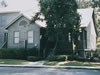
[{"x1": 80, "y1": 28, "x2": 85, "y2": 57}]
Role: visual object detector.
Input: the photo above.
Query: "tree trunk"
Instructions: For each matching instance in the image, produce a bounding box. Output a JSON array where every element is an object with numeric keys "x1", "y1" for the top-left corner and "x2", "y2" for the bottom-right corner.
[
  {"x1": 53, "y1": 32, "x2": 59, "y2": 55},
  {"x1": 43, "y1": 40, "x2": 48, "y2": 58}
]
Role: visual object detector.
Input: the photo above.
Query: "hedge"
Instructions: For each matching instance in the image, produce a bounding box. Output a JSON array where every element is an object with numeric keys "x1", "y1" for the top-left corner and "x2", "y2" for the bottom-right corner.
[
  {"x1": 67, "y1": 55, "x2": 86, "y2": 61},
  {"x1": 27, "y1": 56, "x2": 39, "y2": 61},
  {"x1": 0, "y1": 48, "x2": 39, "y2": 59},
  {"x1": 47, "y1": 55, "x2": 67, "y2": 61}
]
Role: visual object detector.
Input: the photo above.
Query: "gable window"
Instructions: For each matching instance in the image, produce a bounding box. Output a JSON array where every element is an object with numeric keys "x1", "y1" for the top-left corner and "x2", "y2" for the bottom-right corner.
[
  {"x1": 28, "y1": 31, "x2": 33, "y2": 43},
  {"x1": 14, "y1": 32, "x2": 19, "y2": 44},
  {"x1": 19, "y1": 20, "x2": 28, "y2": 26}
]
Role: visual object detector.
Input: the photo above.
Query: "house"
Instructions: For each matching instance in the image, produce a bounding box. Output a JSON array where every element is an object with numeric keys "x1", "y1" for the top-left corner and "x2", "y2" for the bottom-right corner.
[
  {"x1": 0, "y1": 1, "x2": 40, "y2": 49},
  {"x1": 40, "y1": 8, "x2": 98, "y2": 57},
  {"x1": 0, "y1": 2, "x2": 20, "y2": 48},
  {"x1": 76, "y1": 8, "x2": 98, "y2": 57},
  {"x1": 5, "y1": 14, "x2": 40, "y2": 49},
  {"x1": 0, "y1": 0, "x2": 98, "y2": 57}
]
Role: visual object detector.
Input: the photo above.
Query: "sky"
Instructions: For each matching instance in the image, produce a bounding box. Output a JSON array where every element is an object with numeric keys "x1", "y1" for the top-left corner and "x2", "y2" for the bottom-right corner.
[
  {"x1": 0, "y1": 0, "x2": 39, "y2": 12},
  {"x1": 0, "y1": 0, "x2": 46, "y2": 27}
]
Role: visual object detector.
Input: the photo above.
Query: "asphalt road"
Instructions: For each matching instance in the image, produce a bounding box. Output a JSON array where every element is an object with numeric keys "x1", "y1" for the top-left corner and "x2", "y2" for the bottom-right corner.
[{"x1": 0, "y1": 67, "x2": 100, "y2": 75}]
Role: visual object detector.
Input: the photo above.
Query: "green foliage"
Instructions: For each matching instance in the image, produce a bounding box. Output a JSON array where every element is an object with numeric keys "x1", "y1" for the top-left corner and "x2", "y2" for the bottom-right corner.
[
  {"x1": 60, "y1": 61, "x2": 96, "y2": 66},
  {"x1": 92, "y1": 0, "x2": 100, "y2": 7},
  {"x1": 44, "y1": 61, "x2": 100, "y2": 66},
  {"x1": 76, "y1": 0, "x2": 93, "y2": 8},
  {"x1": 76, "y1": 0, "x2": 100, "y2": 8},
  {"x1": 39, "y1": 0, "x2": 80, "y2": 39},
  {"x1": 0, "y1": 48, "x2": 39, "y2": 59},
  {"x1": 27, "y1": 56, "x2": 39, "y2": 61},
  {"x1": 55, "y1": 49, "x2": 73, "y2": 55},
  {"x1": 27, "y1": 48, "x2": 38, "y2": 57},
  {"x1": 0, "y1": 48, "x2": 26, "y2": 59},
  {"x1": 32, "y1": 0, "x2": 80, "y2": 54},
  {"x1": 67, "y1": 55, "x2": 86, "y2": 61},
  {"x1": 92, "y1": 49, "x2": 100, "y2": 60},
  {"x1": 47, "y1": 55, "x2": 66, "y2": 61}
]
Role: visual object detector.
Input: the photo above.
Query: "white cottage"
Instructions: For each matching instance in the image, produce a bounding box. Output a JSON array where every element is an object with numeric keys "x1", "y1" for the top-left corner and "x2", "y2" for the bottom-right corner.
[{"x1": 77, "y1": 8, "x2": 97, "y2": 57}]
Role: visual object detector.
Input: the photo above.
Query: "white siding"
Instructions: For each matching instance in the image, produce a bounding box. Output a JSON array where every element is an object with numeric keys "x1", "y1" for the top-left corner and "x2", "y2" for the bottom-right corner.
[{"x1": 86, "y1": 18, "x2": 97, "y2": 51}]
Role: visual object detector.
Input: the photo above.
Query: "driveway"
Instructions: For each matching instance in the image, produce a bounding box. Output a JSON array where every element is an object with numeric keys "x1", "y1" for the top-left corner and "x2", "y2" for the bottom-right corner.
[{"x1": 0, "y1": 67, "x2": 100, "y2": 75}]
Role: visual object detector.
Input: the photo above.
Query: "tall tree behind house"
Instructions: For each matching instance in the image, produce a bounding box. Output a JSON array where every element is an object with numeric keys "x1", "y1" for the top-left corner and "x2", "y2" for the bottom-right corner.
[{"x1": 32, "y1": 0, "x2": 80, "y2": 55}]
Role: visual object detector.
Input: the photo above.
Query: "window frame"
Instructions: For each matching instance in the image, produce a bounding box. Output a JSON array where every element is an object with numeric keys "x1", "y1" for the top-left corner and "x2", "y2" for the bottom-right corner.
[
  {"x1": 19, "y1": 20, "x2": 28, "y2": 26},
  {"x1": 14, "y1": 31, "x2": 20, "y2": 44},
  {"x1": 28, "y1": 30, "x2": 34, "y2": 44}
]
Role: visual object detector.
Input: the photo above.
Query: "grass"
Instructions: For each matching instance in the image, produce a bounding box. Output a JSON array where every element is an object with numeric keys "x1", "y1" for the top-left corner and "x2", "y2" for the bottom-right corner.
[
  {"x1": 44, "y1": 61, "x2": 100, "y2": 67},
  {"x1": 44, "y1": 61, "x2": 58, "y2": 65},
  {"x1": 0, "y1": 59, "x2": 31, "y2": 65}
]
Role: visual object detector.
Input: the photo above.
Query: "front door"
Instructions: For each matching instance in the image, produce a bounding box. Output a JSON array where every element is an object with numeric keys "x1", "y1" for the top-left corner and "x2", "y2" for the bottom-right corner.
[{"x1": 19, "y1": 31, "x2": 26, "y2": 48}]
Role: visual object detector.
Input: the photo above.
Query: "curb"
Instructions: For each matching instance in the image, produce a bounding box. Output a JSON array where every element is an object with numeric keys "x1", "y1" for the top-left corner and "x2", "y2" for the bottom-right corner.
[{"x1": 0, "y1": 65, "x2": 100, "y2": 70}]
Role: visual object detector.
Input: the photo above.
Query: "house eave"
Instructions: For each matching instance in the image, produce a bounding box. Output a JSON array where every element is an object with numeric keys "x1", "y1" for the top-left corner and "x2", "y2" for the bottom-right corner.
[{"x1": 6, "y1": 14, "x2": 41, "y2": 29}]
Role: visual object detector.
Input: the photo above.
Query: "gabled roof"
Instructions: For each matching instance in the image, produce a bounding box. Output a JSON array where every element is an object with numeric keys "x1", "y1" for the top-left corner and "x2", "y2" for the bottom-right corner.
[
  {"x1": 77, "y1": 8, "x2": 94, "y2": 27},
  {"x1": 0, "y1": 7, "x2": 20, "y2": 13},
  {"x1": 6, "y1": 14, "x2": 24, "y2": 29},
  {"x1": 5, "y1": 13, "x2": 45, "y2": 29},
  {"x1": 5, "y1": 8, "x2": 96, "y2": 31},
  {"x1": 78, "y1": 8, "x2": 98, "y2": 36}
]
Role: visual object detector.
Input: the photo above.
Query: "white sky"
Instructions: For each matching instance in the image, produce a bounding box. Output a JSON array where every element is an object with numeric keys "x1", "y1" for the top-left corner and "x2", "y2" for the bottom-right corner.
[
  {"x1": 0, "y1": 0, "x2": 39, "y2": 12},
  {"x1": 0, "y1": 0, "x2": 46, "y2": 27}
]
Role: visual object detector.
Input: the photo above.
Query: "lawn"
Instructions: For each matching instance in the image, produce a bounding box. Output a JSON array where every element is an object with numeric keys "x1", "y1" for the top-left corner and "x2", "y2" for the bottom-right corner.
[
  {"x1": 44, "y1": 61, "x2": 100, "y2": 67},
  {"x1": 0, "y1": 59, "x2": 31, "y2": 65}
]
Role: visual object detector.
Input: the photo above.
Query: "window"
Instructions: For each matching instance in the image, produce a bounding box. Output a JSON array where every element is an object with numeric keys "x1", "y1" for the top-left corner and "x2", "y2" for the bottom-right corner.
[
  {"x1": 19, "y1": 20, "x2": 28, "y2": 26},
  {"x1": 28, "y1": 31, "x2": 33, "y2": 43},
  {"x1": 14, "y1": 32, "x2": 19, "y2": 44},
  {"x1": 0, "y1": 16, "x2": 6, "y2": 25},
  {"x1": 68, "y1": 32, "x2": 71, "y2": 42}
]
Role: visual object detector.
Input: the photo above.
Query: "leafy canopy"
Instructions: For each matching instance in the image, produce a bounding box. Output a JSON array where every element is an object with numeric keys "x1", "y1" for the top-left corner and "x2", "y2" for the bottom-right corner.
[
  {"x1": 32, "y1": 0, "x2": 80, "y2": 53},
  {"x1": 39, "y1": 0, "x2": 80, "y2": 40}
]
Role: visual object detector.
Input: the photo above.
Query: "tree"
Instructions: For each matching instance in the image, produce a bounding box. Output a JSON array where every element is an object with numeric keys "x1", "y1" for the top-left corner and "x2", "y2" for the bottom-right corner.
[
  {"x1": 92, "y1": 0, "x2": 100, "y2": 7},
  {"x1": 76, "y1": 0, "x2": 100, "y2": 8},
  {"x1": 32, "y1": 0, "x2": 80, "y2": 55}
]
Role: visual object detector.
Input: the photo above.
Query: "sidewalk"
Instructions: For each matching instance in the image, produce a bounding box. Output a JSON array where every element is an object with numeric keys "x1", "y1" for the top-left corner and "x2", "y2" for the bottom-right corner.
[
  {"x1": 0, "y1": 61, "x2": 100, "y2": 70},
  {"x1": 24, "y1": 60, "x2": 45, "y2": 66}
]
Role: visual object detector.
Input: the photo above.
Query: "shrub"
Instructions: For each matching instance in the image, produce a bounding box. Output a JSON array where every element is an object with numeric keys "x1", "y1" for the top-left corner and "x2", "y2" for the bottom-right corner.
[
  {"x1": 67, "y1": 55, "x2": 86, "y2": 61},
  {"x1": 14, "y1": 48, "x2": 27, "y2": 59},
  {"x1": 0, "y1": 48, "x2": 39, "y2": 59},
  {"x1": 27, "y1": 56, "x2": 39, "y2": 61},
  {"x1": 56, "y1": 55, "x2": 67, "y2": 61},
  {"x1": 47, "y1": 55, "x2": 57, "y2": 61},
  {"x1": 55, "y1": 49, "x2": 73, "y2": 55},
  {"x1": 47, "y1": 55, "x2": 66, "y2": 61},
  {"x1": 0, "y1": 48, "x2": 27, "y2": 59},
  {"x1": 27, "y1": 48, "x2": 38, "y2": 56},
  {"x1": 67, "y1": 55, "x2": 74, "y2": 61},
  {"x1": 95, "y1": 49, "x2": 100, "y2": 58}
]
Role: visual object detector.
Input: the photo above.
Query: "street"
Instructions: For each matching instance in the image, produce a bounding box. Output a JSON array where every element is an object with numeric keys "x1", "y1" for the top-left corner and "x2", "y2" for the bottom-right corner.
[{"x1": 0, "y1": 67, "x2": 100, "y2": 75}]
